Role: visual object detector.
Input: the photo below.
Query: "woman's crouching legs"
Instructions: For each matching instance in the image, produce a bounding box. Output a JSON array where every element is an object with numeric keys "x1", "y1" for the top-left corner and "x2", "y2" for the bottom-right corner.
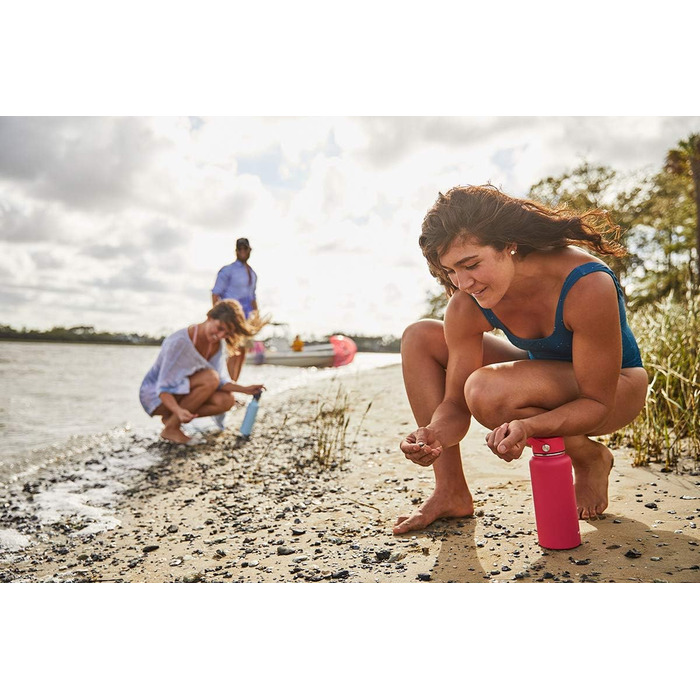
[
  {"x1": 160, "y1": 369, "x2": 221, "y2": 443},
  {"x1": 195, "y1": 390, "x2": 236, "y2": 417}
]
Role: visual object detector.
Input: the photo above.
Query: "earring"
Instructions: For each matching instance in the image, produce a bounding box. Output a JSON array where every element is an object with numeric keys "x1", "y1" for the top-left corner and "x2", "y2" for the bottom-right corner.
[{"x1": 510, "y1": 249, "x2": 516, "y2": 256}]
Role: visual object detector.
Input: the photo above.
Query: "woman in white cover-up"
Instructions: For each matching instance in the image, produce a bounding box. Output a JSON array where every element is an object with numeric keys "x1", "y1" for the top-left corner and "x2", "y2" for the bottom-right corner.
[{"x1": 140, "y1": 299, "x2": 265, "y2": 444}]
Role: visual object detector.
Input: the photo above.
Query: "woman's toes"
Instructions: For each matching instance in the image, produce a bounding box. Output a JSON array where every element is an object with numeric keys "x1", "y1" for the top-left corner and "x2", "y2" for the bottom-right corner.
[
  {"x1": 393, "y1": 512, "x2": 427, "y2": 535},
  {"x1": 394, "y1": 516, "x2": 408, "y2": 528}
]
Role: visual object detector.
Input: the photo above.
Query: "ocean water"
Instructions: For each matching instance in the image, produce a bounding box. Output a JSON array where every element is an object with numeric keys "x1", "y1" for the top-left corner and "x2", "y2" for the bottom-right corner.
[{"x1": 0, "y1": 340, "x2": 400, "y2": 482}]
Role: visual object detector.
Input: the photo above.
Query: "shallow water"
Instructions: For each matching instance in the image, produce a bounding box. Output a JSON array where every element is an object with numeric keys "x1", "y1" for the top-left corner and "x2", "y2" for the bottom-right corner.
[{"x1": 0, "y1": 341, "x2": 399, "y2": 482}]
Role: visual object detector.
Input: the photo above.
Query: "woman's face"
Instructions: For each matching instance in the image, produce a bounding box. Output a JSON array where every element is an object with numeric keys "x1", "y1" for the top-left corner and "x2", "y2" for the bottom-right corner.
[
  {"x1": 203, "y1": 318, "x2": 231, "y2": 343},
  {"x1": 439, "y1": 237, "x2": 515, "y2": 308}
]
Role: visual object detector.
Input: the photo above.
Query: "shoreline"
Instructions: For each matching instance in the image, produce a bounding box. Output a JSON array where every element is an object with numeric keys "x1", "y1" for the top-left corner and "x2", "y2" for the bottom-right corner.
[
  {"x1": 0, "y1": 346, "x2": 399, "y2": 475},
  {"x1": 1, "y1": 362, "x2": 699, "y2": 583}
]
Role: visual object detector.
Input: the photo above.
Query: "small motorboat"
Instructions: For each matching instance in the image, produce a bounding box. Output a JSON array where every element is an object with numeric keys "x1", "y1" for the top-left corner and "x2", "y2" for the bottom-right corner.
[{"x1": 246, "y1": 326, "x2": 357, "y2": 368}]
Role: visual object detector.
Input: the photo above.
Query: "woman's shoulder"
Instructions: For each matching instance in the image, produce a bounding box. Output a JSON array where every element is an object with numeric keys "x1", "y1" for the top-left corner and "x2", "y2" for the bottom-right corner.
[
  {"x1": 540, "y1": 245, "x2": 603, "y2": 268},
  {"x1": 162, "y1": 327, "x2": 191, "y2": 347},
  {"x1": 552, "y1": 247, "x2": 618, "y2": 282},
  {"x1": 542, "y1": 248, "x2": 615, "y2": 294},
  {"x1": 560, "y1": 257, "x2": 620, "y2": 323},
  {"x1": 531, "y1": 247, "x2": 610, "y2": 286},
  {"x1": 445, "y1": 291, "x2": 493, "y2": 332}
]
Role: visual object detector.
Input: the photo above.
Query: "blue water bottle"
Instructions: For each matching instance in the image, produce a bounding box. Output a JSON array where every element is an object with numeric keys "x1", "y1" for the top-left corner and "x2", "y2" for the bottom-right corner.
[{"x1": 240, "y1": 392, "x2": 262, "y2": 438}]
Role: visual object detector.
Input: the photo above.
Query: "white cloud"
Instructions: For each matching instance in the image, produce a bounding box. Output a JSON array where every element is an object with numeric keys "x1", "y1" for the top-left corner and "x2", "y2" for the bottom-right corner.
[{"x1": 1, "y1": 115, "x2": 699, "y2": 338}]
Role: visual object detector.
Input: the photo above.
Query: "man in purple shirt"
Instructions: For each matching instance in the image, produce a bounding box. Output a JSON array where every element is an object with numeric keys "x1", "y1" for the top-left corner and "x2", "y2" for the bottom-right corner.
[{"x1": 212, "y1": 238, "x2": 258, "y2": 379}]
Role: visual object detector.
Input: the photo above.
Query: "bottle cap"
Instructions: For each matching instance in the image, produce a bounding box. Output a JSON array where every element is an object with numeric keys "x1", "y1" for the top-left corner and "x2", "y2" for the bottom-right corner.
[{"x1": 527, "y1": 436, "x2": 566, "y2": 455}]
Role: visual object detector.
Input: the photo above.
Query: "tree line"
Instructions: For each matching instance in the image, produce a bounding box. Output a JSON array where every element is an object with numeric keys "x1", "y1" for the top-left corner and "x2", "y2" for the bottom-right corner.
[
  {"x1": 0, "y1": 324, "x2": 403, "y2": 352},
  {"x1": 0, "y1": 325, "x2": 164, "y2": 346}
]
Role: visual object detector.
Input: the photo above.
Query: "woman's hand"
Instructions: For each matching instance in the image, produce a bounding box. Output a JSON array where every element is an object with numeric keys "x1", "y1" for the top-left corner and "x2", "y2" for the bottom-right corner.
[
  {"x1": 176, "y1": 406, "x2": 197, "y2": 424},
  {"x1": 241, "y1": 384, "x2": 265, "y2": 396},
  {"x1": 400, "y1": 427, "x2": 443, "y2": 467},
  {"x1": 486, "y1": 420, "x2": 528, "y2": 462},
  {"x1": 223, "y1": 382, "x2": 266, "y2": 395}
]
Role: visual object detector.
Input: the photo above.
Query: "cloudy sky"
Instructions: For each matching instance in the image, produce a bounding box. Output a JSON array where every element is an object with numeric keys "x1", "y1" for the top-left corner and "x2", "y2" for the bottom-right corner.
[{"x1": 1, "y1": 116, "x2": 699, "y2": 339}]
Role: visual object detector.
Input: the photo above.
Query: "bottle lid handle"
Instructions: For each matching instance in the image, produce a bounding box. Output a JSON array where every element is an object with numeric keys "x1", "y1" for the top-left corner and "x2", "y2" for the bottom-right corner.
[{"x1": 527, "y1": 436, "x2": 566, "y2": 455}]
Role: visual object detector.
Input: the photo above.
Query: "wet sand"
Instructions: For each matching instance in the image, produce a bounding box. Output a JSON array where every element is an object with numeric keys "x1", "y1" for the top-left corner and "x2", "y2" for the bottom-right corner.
[{"x1": 1, "y1": 363, "x2": 698, "y2": 583}]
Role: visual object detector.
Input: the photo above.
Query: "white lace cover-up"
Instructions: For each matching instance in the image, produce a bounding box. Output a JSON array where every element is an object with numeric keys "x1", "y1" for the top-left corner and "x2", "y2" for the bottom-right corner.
[{"x1": 139, "y1": 327, "x2": 232, "y2": 415}]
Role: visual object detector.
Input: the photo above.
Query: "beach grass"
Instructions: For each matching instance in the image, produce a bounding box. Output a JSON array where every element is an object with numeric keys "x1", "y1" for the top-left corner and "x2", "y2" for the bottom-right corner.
[
  {"x1": 312, "y1": 387, "x2": 351, "y2": 467},
  {"x1": 310, "y1": 386, "x2": 373, "y2": 468},
  {"x1": 609, "y1": 291, "x2": 700, "y2": 471}
]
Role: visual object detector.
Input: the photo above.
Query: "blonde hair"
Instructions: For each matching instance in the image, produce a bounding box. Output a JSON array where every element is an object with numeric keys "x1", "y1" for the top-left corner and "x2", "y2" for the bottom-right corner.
[{"x1": 207, "y1": 299, "x2": 267, "y2": 354}]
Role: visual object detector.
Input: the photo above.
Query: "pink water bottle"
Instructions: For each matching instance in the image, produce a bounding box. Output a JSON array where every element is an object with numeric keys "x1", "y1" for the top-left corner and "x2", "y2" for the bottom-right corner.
[{"x1": 527, "y1": 437, "x2": 581, "y2": 550}]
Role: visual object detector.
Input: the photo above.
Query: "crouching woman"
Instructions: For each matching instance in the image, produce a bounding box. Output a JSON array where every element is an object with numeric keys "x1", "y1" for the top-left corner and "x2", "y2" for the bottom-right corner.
[
  {"x1": 139, "y1": 299, "x2": 266, "y2": 444},
  {"x1": 396, "y1": 185, "x2": 648, "y2": 534}
]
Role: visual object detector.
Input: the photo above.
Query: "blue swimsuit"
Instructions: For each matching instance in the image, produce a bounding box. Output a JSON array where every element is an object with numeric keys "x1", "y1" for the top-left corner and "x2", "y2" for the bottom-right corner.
[{"x1": 475, "y1": 262, "x2": 643, "y2": 369}]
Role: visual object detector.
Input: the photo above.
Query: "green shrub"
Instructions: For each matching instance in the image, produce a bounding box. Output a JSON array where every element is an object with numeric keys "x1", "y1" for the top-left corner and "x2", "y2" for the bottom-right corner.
[{"x1": 610, "y1": 292, "x2": 699, "y2": 471}]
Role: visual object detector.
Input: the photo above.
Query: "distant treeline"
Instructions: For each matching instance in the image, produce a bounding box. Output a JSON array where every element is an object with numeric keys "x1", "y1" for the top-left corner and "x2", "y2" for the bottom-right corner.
[
  {"x1": 0, "y1": 325, "x2": 164, "y2": 346},
  {"x1": 0, "y1": 324, "x2": 402, "y2": 352},
  {"x1": 347, "y1": 335, "x2": 401, "y2": 353}
]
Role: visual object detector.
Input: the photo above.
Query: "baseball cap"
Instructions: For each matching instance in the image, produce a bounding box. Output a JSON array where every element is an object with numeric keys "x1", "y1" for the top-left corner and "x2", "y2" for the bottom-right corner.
[{"x1": 236, "y1": 237, "x2": 251, "y2": 248}]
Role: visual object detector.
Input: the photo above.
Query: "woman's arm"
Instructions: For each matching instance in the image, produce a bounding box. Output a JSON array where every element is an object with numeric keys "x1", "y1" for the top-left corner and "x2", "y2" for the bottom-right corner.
[
  {"x1": 221, "y1": 382, "x2": 265, "y2": 395},
  {"x1": 401, "y1": 293, "x2": 491, "y2": 465},
  {"x1": 491, "y1": 272, "x2": 622, "y2": 457}
]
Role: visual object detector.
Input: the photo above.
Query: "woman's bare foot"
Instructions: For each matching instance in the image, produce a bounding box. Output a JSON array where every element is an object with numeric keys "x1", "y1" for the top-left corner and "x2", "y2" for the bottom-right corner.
[
  {"x1": 160, "y1": 425, "x2": 191, "y2": 444},
  {"x1": 568, "y1": 439, "x2": 614, "y2": 519},
  {"x1": 393, "y1": 489, "x2": 474, "y2": 535}
]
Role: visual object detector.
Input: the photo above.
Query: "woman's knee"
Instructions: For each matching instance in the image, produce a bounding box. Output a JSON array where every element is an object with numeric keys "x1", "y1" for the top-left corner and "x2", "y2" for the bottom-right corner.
[
  {"x1": 401, "y1": 319, "x2": 446, "y2": 358},
  {"x1": 191, "y1": 368, "x2": 220, "y2": 390},
  {"x1": 217, "y1": 392, "x2": 236, "y2": 411},
  {"x1": 464, "y1": 367, "x2": 512, "y2": 426},
  {"x1": 464, "y1": 368, "x2": 487, "y2": 414}
]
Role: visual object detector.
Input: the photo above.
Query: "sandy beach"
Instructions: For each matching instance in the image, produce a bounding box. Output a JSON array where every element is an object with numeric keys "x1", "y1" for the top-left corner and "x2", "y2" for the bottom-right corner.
[{"x1": 1, "y1": 362, "x2": 698, "y2": 583}]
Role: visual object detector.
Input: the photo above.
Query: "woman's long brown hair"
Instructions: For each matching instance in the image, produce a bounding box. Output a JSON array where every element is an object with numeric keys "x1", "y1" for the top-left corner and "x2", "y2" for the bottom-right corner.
[{"x1": 419, "y1": 184, "x2": 626, "y2": 295}]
